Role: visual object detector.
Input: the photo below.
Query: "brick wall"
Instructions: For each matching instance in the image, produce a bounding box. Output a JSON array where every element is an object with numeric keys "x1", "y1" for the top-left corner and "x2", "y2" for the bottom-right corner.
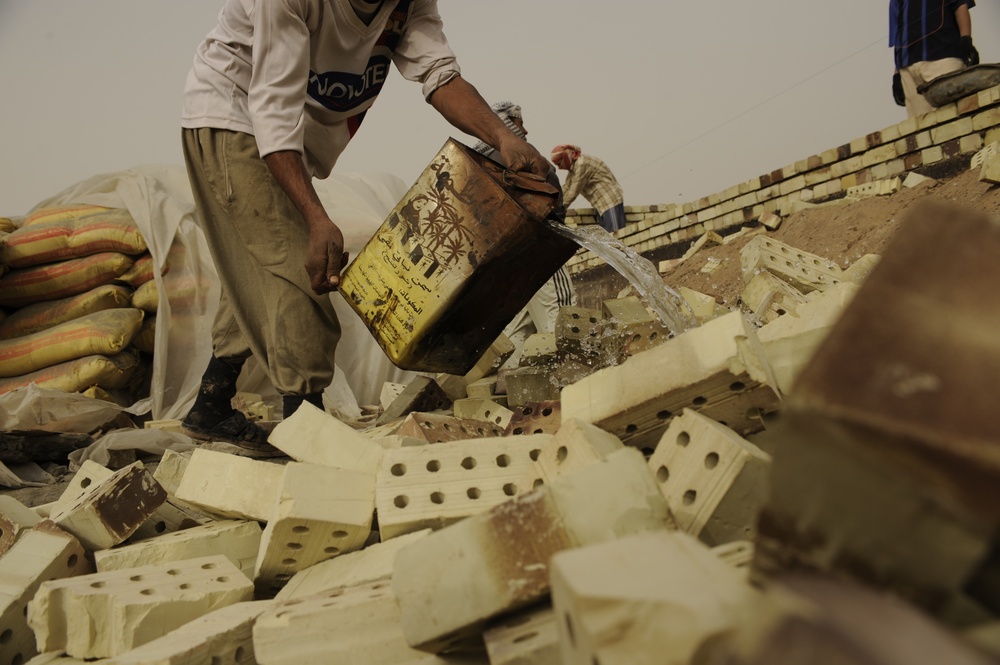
[{"x1": 565, "y1": 83, "x2": 1000, "y2": 276}]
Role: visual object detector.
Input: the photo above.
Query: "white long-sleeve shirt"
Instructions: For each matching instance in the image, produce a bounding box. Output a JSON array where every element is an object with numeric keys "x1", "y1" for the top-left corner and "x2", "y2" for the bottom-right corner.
[{"x1": 181, "y1": 0, "x2": 460, "y2": 178}]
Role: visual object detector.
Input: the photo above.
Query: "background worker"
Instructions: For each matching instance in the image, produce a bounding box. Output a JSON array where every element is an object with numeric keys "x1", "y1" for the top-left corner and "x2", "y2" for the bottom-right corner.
[
  {"x1": 890, "y1": 0, "x2": 979, "y2": 117},
  {"x1": 179, "y1": 0, "x2": 551, "y2": 454},
  {"x1": 551, "y1": 144, "x2": 627, "y2": 233},
  {"x1": 474, "y1": 101, "x2": 576, "y2": 366}
]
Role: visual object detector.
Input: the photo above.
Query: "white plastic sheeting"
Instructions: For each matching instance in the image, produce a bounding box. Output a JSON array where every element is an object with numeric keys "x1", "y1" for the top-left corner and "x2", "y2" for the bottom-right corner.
[{"x1": 27, "y1": 164, "x2": 430, "y2": 421}]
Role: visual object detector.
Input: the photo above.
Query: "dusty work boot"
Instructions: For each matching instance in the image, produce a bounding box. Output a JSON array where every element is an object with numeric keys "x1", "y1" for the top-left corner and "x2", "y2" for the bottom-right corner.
[
  {"x1": 282, "y1": 392, "x2": 325, "y2": 419},
  {"x1": 182, "y1": 355, "x2": 282, "y2": 458}
]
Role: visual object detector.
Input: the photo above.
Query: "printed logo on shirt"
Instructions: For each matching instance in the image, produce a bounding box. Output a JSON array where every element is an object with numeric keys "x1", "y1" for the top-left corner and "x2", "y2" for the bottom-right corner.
[{"x1": 308, "y1": 55, "x2": 390, "y2": 113}]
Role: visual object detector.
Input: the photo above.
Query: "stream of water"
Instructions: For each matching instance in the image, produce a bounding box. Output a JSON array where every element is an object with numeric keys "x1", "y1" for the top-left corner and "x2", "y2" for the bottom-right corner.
[{"x1": 547, "y1": 222, "x2": 700, "y2": 336}]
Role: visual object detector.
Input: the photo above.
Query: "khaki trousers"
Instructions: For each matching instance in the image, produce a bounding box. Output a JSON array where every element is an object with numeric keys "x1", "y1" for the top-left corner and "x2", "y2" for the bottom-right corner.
[
  {"x1": 182, "y1": 128, "x2": 341, "y2": 395},
  {"x1": 900, "y1": 58, "x2": 965, "y2": 118}
]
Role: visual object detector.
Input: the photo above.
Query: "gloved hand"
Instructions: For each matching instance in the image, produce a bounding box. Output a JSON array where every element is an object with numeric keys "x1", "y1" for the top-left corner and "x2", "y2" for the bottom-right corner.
[
  {"x1": 960, "y1": 35, "x2": 980, "y2": 67},
  {"x1": 892, "y1": 72, "x2": 905, "y2": 106}
]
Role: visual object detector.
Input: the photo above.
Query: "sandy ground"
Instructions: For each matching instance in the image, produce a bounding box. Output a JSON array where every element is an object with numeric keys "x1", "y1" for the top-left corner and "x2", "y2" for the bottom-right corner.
[{"x1": 656, "y1": 164, "x2": 1000, "y2": 311}]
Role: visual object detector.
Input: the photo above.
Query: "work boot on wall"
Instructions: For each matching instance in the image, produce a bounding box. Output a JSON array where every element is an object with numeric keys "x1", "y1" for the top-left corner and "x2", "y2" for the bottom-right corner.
[
  {"x1": 182, "y1": 355, "x2": 281, "y2": 458},
  {"x1": 282, "y1": 392, "x2": 325, "y2": 420}
]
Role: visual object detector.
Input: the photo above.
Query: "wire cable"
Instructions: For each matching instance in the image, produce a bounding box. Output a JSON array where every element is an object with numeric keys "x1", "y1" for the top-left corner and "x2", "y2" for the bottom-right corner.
[{"x1": 620, "y1": 34, "x2": 888, "y2": 185}]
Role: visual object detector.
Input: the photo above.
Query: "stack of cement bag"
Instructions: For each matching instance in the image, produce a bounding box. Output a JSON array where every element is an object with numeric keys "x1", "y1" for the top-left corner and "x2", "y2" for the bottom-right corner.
[{"x1": 0, "y1": 204, "x2": 159, "y2": 404}]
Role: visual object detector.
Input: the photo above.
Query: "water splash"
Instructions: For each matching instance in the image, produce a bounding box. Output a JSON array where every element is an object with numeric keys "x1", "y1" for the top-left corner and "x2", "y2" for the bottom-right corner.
[{"x1": 547, "y1": 222, "x2": 700, "y2": 335}]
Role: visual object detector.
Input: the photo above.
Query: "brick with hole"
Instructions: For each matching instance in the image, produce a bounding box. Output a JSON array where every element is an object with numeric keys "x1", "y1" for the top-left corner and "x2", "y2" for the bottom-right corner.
[
  {"x1": 483, "y1": 601, "x2": 560, "y2": 665},
  {"x1": 518, "y1": 417, "x2": 624, "y2": 494},
  {"x1": 268, "y1": 401, "x2": 384, "y2": 474},
  {"x1": 392, "y1": 447, "x2": 676, "y2": 652},
  {"x1": 375, "y1": 435, "x2": 549, "y2": 540},
  {"x1": 550, "y1": 530, "x2": 755, "y2": 665},
  {"x1": 561, "y1": 310, "x2": 780, "y2": 450},
  {"x1": 254, "y1": 462, "x2": 375, "y2": 597},
  {"x1": 647, "y1": 408, "x2": 771, "y2": 546},
  {"x1": 396, "y1": 411, "x2": 506, "y2": 444},
  {"x1": 28, "y1": 554, "x2": 253, "y2": 659},
  {"x1": 48, "y1": 460, "x2": 167, "y2": 551},
  {"x1": 504, "y1": 400, "x2": 561, "y2": 437},
  {"x1": 0, "y1": 521, "x2": 91, "y2": 665}
]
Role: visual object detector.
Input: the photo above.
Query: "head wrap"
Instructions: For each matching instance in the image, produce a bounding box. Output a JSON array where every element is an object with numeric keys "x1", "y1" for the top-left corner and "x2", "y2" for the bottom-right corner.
[
  {"x1": 473, "y1": 101, "x2": 525, "y2": 155},
  {"x1": 550, "y1": 144, "x2": 581, "y2": 170}
]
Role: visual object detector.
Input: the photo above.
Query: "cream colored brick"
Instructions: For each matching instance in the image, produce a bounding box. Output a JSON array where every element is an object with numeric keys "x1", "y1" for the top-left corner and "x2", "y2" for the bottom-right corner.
[
  {"x1": 255, "y1": 582, "x2": 467, "y2": 664},
  {"x1": 392, "y1": 447, "x2": 675, "y2": 652},
  {"x1": 519, "y1": 417, "x2": 624, "y2": 492},
  {"x1": 740, "y1": 270, "x2": 808, "y2": 324},
  {"x1": 561, "y1": 311, "x2": 780, "y2": 448},
  {"x1": 678, "y1": 286, "x2": 723, "y2": 323},
  {"x1": 28, "y1": 554, "x2": 253, "y2": 659},
  {"x1": 647, "y1": 409, "x2": 771, "y2": 545},
  {"x1": 0, "y1": 522, "x2": 91, "y2": 665},
  {"x1": 50, "y1": 461, "x2": 166, "y2": 551},
  {"x1": 470, "y1": 399, "x2": 515, "y2": 429},
  {"x1": 0, "y1": 495, "x2": 41, "y2": 554},
  {"x1": 755, "y1": 282, "x2": 860, "y2": 395},
  {"x1": 519, "y1": 332, "x2": 558, "y2": 366},
  {"x1": 960, "y1": 132, "x2": 984, "y2": 155},
  {"x1": 550, "y1": 531, "x2": 754, "y2": 665},
  {"x1": 103, "y1": 600, "x2": 276, "y2": 665},
  {"x1": 931, "y1": 117, "x2": 974, "y2": 144},
  {"x1": 922, "y1": 145, "x2": 944, "y2": 164},
  {"x1": 275, "y1": 528, "x2": 431, "y2": 601},
  {"x1": 269, "y1": 402, "x2": 384, "y2": 473},
  {"x1": 379, "y1": 382, "x2": 407, "y2": 410},
  {"x1": 254, "y1": 462, "x2": 375, "y2": 596},
  {"x1": 842, "y1": 254, "x2": 882, "y2": 284},
  {"x1": 143, "y1": 419, "x2": 184, "y2": 434},
  {"x1": 151, "y1": 449, "x2": 191, "y2": 495},
  {"x1": 971, "y1": 142, "x2": 999, "y2": 170},
  {"x1": 95, "y1": 520, "x2": 263, "y2": 579},
  {"x1": 376, "y1": 435, "x2": 548, "y2": 540},
  {"x1": 982, "y1": 153, "x2": 1000, "y2": 185},
  {"x1": 483, "y1": 602, "x2": 560, "y2": 665},
  {"x1": 174, "y1": 449, "x2": 284, "y2": 522},
  {"x1": 740, "y1": 235, "x2": 843, "y2": 293},
  {"x1": 861, "y1": 144, "x2": 897, "y2": 168}
]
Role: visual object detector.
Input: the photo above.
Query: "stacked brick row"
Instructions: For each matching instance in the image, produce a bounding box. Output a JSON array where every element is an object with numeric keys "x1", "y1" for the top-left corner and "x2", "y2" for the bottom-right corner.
[{"x1": 566, "y1": 83, "x2": 1000, "y2": 274}]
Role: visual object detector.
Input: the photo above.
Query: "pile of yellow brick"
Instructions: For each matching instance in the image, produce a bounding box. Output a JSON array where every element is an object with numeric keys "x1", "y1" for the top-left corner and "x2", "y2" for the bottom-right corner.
[{"x1": 3, "y1": 198, "x2": 999, "y2": 663}]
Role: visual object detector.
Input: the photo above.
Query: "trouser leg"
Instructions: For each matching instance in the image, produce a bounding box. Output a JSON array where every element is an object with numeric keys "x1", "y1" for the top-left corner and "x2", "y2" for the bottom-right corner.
[{"x1": 182, "y1": 127, "x2": 342, "y2": 399}]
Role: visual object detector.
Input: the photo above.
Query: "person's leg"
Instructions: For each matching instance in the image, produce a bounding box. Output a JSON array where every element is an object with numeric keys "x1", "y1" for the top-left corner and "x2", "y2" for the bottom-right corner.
[
  {"x1": 598, "y1": 203, "x2": 627, "y2": 233},
  {"x1": 525, "y1": 277, "x2": 560, "y2": 335},
  {"x1": 551, "y1": 265, "x2": 576, "y2": 308},
  {"x1": 182, "y1": 128, "x2": 341, "y2": 436},
  {"x1": 901, "y1": 58, "x2": 964, "y2": 118}
]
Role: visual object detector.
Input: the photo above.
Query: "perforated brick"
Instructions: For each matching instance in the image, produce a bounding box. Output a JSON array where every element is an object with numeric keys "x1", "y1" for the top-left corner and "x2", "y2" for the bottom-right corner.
[
  {"x1": 396, "y1": 411, "x2": 505, "y2": 443},
  {"x1": 550, "y1": 531, "x2": 754, "y2": 665},
  {"x1": 254, "y1": 462, "x2": 374, "y2": 597},
  {"x1": 49, "y1": 461, "x2": 166, "y2": 551},
  {"x1": 518, "y1": 417, "x2": 624, "y2": 493},
  {"x1": 740, "y1": 235, "x2": 843, "y2": 293},
  {"x1": 483, "y1": 602, "x2": 560, "y2": 665},
  {"x1": 392, "y1": 447, "x2": 675, "y2": 652},
  {"x1": 95, "y1": 519, "x2": 263, "y2": 579},
  {"x1": 0, "y1": 521, "x2": 91, "y2": 665},
  {"x1": 647, "y1": 409, "x2": 771, "y2": 546},
  {"x1": 561, "y1": 310, "x2": 780, "y2": 449},
  {"x1": 376, "y1": 435, "x2": 547, "y2": 540},
  {"x1": 275, "y1": 528, "x2": 430, "y2": 601},
  {"x1": 504, "y1": 400, "x2": 561, "y2": 437},
  {"x1": 103, "y1": 600, "x2": 275, "y2": 665},
  {"x1": 28, "y1": 554, "x2": 253, "y2": 659}
]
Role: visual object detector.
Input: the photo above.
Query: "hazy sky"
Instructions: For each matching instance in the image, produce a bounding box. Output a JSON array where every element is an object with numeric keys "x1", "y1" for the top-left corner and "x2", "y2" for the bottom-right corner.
[{"x1": 1, "y1": 1, "x2": 998, "y2": 217}]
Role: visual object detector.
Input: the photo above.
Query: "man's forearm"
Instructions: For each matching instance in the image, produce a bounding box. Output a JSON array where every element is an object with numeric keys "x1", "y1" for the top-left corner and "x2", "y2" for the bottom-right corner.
[
  {"x1": 956, "y1": 4, "x2": 972, "y2": 37},
  {"x1": 262, "y1": 150, "x2": 329, "y2": 229},
  {"x1": 427, "y1": 76, "x2": 511, "y2": 152}
]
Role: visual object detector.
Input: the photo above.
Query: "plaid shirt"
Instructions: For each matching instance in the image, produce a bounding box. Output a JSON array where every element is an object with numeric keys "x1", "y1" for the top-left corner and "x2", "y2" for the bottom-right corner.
[{"x1": 561, "y1": 154, "x2": 623, "y2": 214}]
